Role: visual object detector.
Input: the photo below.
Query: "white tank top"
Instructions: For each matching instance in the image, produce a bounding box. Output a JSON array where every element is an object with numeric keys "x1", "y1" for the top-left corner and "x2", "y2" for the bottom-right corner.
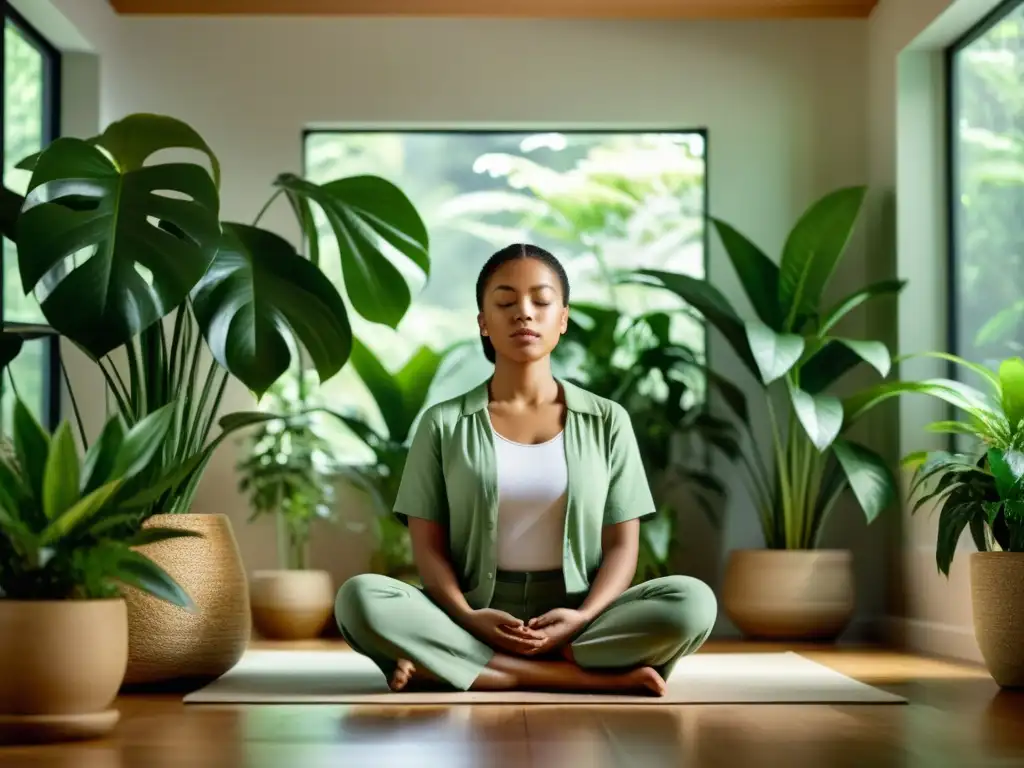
[{"x1": 492, "y1": 429, "x2": 568, "y2": 572}]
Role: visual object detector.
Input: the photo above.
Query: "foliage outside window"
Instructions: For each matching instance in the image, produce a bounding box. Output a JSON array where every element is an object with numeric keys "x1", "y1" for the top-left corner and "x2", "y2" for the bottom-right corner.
[
  {"x1": 2, "y1": 10, "x2": 60, "y2": 433},
  {"x1": 303, "y1": 130, "x2": 708, "y2": 465}
]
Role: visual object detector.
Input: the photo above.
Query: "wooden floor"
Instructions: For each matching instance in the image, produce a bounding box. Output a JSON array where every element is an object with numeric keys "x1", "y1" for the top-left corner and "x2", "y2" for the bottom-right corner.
[{"x1": 2, "y1": 640, "x2": 1023, "y2": 767}]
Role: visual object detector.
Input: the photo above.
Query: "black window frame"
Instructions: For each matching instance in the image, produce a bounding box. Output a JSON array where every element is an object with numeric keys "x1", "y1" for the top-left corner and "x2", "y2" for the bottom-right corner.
[
  {"x1": 945, "y1": 0, "x2": 1024, "y2": 378},
  {"x1": 1, "y1": 0, "x2": 63, "y2": 431}
]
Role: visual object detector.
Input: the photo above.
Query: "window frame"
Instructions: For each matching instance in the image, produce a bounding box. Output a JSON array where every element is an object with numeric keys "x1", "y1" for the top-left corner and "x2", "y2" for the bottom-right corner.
[
  {"x1": 944, "y1": 0, "x2": 1024, "y2": 377},
  {"x1": 2, "y1": 1, "x2": 63, "y2": 431}
]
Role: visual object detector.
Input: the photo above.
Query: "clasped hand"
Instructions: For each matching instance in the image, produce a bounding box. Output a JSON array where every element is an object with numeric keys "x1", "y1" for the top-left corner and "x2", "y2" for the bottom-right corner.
[{"x1": 464, "y1": 607, "x2": 588, "y2": 657}]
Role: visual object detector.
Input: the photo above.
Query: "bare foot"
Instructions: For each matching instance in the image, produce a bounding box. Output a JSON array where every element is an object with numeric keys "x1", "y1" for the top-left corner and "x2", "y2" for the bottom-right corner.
[
  {"x1": 621, "y1": 666, "x2": 667, "y2": 697},
  {"x1": 389, "y1": 658, "x2": 416, "y2": 692},
  {"x1": 389, "y1": 659, "x2": 441, "y2": 692}
]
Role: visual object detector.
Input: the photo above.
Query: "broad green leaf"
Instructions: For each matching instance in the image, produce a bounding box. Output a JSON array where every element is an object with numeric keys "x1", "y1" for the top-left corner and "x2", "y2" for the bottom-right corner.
[
  {"x1": 925, "y1": 420, "x2": 987, "y2": 437},
  {"x1": 114, "y1": 549, "x2": 195, "y2": 611},
  {"x1": 0, "y1": 457, "x2": 31, "y2": 526},
  {"x1": 969, "y1": 514, "x2": 988, "y2": 552},
  {"x1": 0, "y1": 185, "x2": 23, "y2": 241},
  {"x1": 625, "y1": 269, "x2": 759, "y2": 381},
  {"x1": 818, "y1": 279, "x2": 906, "y2": 336},
  {"x1": 778, "y1": 186, "x2": 867, "y2": 328},
  {"x1": 81, "y1": 415, "x2": 125, "y2": 495},
  {"x1": 16, "y1": 137, "x2": 221, "y2": 359},
  {"x1": 110, "y1": 402, "x2": 175, "y2": 480},
  {"x1": 190, "y1": 222, "x2": 353, "y2": 398},
  {"x1": 988, "y1": 448, "x2": 1024, "y2": 499},
  {"x1": 711, "y1": 218, "x2": 783, "y2": 329},
  {"x1": 93, "y1": 113, "x2": 221, "y2": 188},
  {"x1": 349, "y1": 338, "x2": 405, "y2": 440},
  {"x1": 744, "y1": 319, "x2": 804, "y2": 384},
  {"x1": 274, "y1": 173, "x2": 429, "y2": 328},
  {"x1": 900, "y1": 450, "x2": 930, "y2": 469},
  {"x1": 42, "y1": 423, "x2": 80, "y2": 520},
  {"x1": 976, "y1": 300, "x2": 1024, "y2": 346},
  {"x1": 998, "y1": 357, "x2": 1024, "y2": 434},
  {"x1": 832, "y1": 439, "x2": 896, "y2": 524},
  {"x1": 790, "y1": 386, "x2": 843, "y2": 451},
  {"x1": 834, "y1": 338, "x2": 891, "y2": 378},
  {"x1": 13, "y1": 398, "x2": 50, "y2": 504},
  {"x1": 40, "y1": 479, "x2": 122, "y2": 544}
]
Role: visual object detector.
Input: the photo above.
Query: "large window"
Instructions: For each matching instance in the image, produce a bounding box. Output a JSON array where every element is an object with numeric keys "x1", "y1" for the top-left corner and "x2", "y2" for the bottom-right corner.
[
  {"x1": 304, "y1": 130, "x2": 707, "y2": 462},
  {"x1": 948, "y1": 0, "x2": 1024, "y2": 372},
  {"x1": 2, "y1": 5, "x2": 61, "y2": 431}
]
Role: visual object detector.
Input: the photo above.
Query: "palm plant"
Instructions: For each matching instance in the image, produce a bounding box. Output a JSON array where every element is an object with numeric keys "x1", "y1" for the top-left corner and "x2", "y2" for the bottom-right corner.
[
  {"x1": 0, "y1": 337, "x2": 198, "y2": 606},
  {"x1": 1, "y1": 113, "x2": 429, "y2": 523},
  {"x1": 898, "y1": 355, "x2": 1024, "y2": 573},
  {"x1": 624, "y1": 186, "x2": 907, "y2": 549},
  {"x1": 236, "y1": 369, "x2": 338, "y2": 571}
]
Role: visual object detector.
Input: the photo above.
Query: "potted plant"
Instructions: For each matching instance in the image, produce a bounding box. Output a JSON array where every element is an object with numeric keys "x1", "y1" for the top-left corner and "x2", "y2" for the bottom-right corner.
[
  {"x1": 551, "y1": 301, "x2": 745, "y2": 583},
  {"x1": 0, "y1": 336, "x2": 197, "y2": 743},
  {"x1": 1, "y1": 113, "x2": 430, "y2": 685},
  {"x1": 891, "y1": 355, "x2": 1024, "y2": 687},
  {"x1": 625, "y1": 186, "x2": 907, "y2": 640},
  {"x1": 237, "y1": 369, "x2": 339, "y2": 640}
]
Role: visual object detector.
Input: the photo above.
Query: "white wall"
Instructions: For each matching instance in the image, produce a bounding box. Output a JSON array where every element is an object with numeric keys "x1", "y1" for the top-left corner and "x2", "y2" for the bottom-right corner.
[{"x1": 33, "y1": 0, "x2": 883, "y2": 636}]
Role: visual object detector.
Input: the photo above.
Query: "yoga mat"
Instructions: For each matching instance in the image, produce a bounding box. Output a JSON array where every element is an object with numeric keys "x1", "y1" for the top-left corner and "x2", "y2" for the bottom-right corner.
[{"x1": 183, "y1": 650, "x2": 907, "y2": 705}]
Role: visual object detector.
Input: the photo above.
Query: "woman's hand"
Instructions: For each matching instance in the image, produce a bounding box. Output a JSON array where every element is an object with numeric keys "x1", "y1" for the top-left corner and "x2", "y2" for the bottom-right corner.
[
  {"x1": 462, "y1": 608, "x2": 547, "y2": 655},
  {"x1": 522, "y1": 608, "x2": 590, "y2": 655}
]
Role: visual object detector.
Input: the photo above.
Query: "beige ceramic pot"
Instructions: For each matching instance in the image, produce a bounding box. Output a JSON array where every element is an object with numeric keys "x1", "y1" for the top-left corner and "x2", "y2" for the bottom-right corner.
[
  {"x1": 0, "y1": 598, "x2": 127, "y2": 742},
  {"x1": 722, "y1": 549, "x2": 855, "y2": 641},
  {"x1": 250, "y1": 569, "x2": 335, "y2": 640},
  {"x1": 123, "y1": 514, "x2": 251, "y2": 689},
  {"x1": 971, "y1": 551, "x2": 1024, "y2": 688}
]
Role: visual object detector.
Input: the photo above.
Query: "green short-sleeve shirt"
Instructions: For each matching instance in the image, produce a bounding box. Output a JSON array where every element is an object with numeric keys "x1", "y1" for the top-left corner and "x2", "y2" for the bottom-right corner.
[{"x1": 392, "y1": 378, "x2": 656, "y2": 610}]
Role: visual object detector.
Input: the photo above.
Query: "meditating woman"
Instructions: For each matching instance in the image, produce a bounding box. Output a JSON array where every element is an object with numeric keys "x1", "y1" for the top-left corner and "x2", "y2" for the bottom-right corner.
[{"x1": 335, "y1": 243, "x2": 718, "y2": 696}]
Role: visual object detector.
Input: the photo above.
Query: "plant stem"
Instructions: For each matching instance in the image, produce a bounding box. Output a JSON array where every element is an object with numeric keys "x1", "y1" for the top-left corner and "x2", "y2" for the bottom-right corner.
[
  {"x1": 766, "y1": 391, "x2": 791, "y2": 549},
  {"x1": 98, "y1": 358, "x2": 132, "y2": 424},
  {"x1": 59, "y1": 357, "x2": 88, "y2": 448},
  {"x1": 253, "y1": 189, "x2": 283, "y2": 227}
]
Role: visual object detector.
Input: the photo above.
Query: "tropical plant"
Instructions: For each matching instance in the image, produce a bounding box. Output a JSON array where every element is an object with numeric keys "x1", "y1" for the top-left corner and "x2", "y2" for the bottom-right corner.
[
  {"x1": 236, "y1": 369, "x2": 338, "y2": 571},
  {"x1": 0, "y1": 336, "x2": 198, "y2": 606},
  {"x1": 550, "y1": 301, "x2": 746, "y2": 580},
  {"x1": 328, "y1": 339, "x2": 463, "y2": 579},
  {"x1": 0, "y1": 112, "x2": 429, "y2": 524},
  {"x1": 624, "y1": 186, "x2": 908, "y2": 550},
  {"x1": 899, "y1": 355, "x2": 1024, "y2": 574}
]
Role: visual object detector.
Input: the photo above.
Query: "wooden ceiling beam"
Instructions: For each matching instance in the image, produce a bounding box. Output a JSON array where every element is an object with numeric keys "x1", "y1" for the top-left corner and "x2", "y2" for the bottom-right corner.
[{"x1": 109, "y1": 0, "x2": 879, "y2": 20}]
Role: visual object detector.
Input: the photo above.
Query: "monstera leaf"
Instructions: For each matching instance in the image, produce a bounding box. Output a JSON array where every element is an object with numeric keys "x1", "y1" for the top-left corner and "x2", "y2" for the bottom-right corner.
[
  {"x1": 190, "y1": 223, "x2": 352, "y2": 398},
  {"x1": 15, "y1": 132, "x2": 221, "y2": 359},
  {"x1": 275, "y1": 173, "x2": 430, "y2": 329}
]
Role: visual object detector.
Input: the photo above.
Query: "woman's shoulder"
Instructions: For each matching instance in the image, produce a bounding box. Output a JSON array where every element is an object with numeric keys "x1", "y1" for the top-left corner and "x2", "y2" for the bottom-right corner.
[{"x1": 559, "y1": 379, "x2": 629, "y2": 423}]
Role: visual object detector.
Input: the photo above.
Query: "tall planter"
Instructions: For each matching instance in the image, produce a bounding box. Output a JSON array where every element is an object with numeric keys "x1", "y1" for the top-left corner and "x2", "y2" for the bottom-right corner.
[
  {"x1": 722, "y1": 549, "x2": 855, "y2": 641},
  {"x1": 123, "y1": 514, "x2": 250, "y2": 690},
  {"x1": 971, "y1": 552, "x2": 1024, "y2": 688}
]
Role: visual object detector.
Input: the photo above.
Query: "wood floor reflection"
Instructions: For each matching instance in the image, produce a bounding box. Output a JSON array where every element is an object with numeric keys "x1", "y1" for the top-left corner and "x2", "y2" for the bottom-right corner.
[{"x1": 1, "y1": 641, "x2": 1022, "y2": 767}]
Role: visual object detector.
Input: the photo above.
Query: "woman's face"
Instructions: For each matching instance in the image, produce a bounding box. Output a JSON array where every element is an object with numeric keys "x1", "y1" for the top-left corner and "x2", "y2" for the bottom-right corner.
[{"x1": 478, "y1": 257, "x2": 568, "y2": 364}]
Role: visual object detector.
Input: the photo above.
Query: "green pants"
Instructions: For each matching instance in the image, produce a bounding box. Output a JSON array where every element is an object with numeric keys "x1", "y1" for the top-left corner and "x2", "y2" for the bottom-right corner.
[{"x1": 335, "y1": 569, "x2": 717, "y2": 691}]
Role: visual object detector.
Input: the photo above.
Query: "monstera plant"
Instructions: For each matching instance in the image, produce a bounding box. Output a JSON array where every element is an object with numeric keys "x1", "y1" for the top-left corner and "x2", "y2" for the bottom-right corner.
[
  {"x1": 1, "y1": 113, "x2": 430, "y2": 522},
  {"x1": 626, "y1": 185, "x2": 908, "y2": 641}
]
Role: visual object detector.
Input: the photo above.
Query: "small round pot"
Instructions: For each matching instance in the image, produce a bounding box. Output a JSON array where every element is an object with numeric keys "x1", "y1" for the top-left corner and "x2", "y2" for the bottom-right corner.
[
  {"x1": 250, "y1": 570, "x2": 335, "y2": 640},
  {"x1": 971, "y1": 551, "x2": 1024, "y2": 688},
  {"x1": 722, "y1": 548, "x2": 855, "y2": 641},
  {"x1": 0, "y1": 598, "x2": 127, "y2": 742},
  {"x1": 122, "y1": 514, "x2": 250, "y2": 690}
]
